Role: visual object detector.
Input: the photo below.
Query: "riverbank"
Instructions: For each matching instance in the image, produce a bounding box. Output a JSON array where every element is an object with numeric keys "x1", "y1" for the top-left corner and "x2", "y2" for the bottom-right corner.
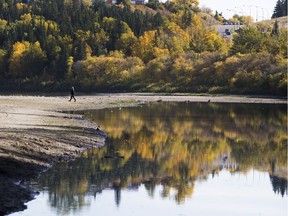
[{"x1": 0, "y1": 94, "x2": 286, "y2": 215}]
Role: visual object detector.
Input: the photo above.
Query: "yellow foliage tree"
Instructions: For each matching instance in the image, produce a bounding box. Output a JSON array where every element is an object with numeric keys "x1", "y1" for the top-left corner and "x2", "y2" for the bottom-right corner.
[
  {"x1": 173, "y1": 0, "x2": 199, "y2": 9},
  {"x1": 132, "y1": 30, "x2": 157, "y2": 63},
  {"x1": 188, "y1": 15, "x2": 227, "y2": 53},
  {"x1": 152, "y1": 47, "x2": 169, "y2": 58},
  {"x1": 115, "y1": 31, "x2": 137, "y2": 56},
  {"x1": 0, "y1": 19, "x2": 7, "y2": 28},
  {"x1": 9, "y1": 41, "x2": 30, "y2": 77},
  {"x1": 204, "y1": 31, "x2": 227, "y2": 52},
  {"x1": 9, "y1": 41, "x2": 46, "y2": 78},
  {"x1": 20, "y1": 13, "x2": 32, "y2": 24},
  {"x1": 16, "y1": 2, "x2": 27, "y2": 10}
]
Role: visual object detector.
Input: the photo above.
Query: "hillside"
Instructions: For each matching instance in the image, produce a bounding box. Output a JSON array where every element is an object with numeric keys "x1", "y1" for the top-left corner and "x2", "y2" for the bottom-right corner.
[
  {"x1": 0, "y1": 0, "x2": 286, "y2": 95},
  {"x1": 256, "y1": 16, "x2": 288, "y2": 27}
]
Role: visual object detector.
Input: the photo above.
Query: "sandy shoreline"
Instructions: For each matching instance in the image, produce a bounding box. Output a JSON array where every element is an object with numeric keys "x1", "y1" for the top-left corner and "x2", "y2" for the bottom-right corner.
[{"x1": 0, "y1": 94, "x2": 286, "y2": 215}]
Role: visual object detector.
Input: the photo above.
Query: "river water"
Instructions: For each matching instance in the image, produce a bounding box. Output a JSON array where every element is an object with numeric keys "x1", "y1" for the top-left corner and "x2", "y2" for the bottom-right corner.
[{"x1": 11, "y1": 102, "x2": 287, "y2": 216}]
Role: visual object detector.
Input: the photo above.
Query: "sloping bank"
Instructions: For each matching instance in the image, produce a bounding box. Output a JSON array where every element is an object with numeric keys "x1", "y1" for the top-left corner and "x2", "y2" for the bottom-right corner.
[
  {"x1": 0, "y1": 94, "x2": 286, "y2": 215},
  {"x1": 0, "y1": 98, "x2": 110, "y2": 215}
]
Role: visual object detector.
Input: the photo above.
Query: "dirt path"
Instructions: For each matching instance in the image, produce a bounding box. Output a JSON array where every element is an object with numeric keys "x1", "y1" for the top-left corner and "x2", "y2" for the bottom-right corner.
[{"x1": 0, "y1": 94, "x2": 286, "y2": 215}]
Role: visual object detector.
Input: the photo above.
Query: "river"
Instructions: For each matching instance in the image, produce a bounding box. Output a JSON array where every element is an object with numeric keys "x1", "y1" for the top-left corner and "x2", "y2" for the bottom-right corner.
[{"x1": 11, "y1": 102, "x2": 287, "y2": 216}]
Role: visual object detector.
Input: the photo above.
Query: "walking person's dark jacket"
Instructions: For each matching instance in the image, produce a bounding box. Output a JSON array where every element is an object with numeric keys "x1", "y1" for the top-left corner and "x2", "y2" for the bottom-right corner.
[{"x1": 69, "y1": 87, "x2": 76, "y2": 102}]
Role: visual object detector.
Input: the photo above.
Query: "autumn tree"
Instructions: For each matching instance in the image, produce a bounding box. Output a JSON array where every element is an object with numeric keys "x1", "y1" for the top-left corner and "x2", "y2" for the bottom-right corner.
[
  {"x1": 0, "y1": 0, "x2": 285, "y2": 94},
  {"x1": 230, "y1": 27, "x2": 265, "y2": 55},
  {"x1": 115, "y1": 31, "x2": 137, "y2": 56},
  {"x1": 240, "y1": 16, "x2": 254, "y2": 25},
  {"x1": 188, "y1": 14, "x2": 227, "y2": 53},
  {"x1": 174, "y1": 0, "x2": 199, "y2": 10},
  {"x1": 9, "y1": 41, "x2": 46, "y2": 78},
  {"x1": 9, "y1": 41, "x2": 29, "y2": 77},
  {"x1": 132, "y1": 30, "x2": 158, "y2": 63}
]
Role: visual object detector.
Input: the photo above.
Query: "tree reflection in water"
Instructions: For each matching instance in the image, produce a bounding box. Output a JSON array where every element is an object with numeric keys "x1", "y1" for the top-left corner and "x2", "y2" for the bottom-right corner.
[{"x1": 34, "y1": 102, "x2": 287, "y2": 213}]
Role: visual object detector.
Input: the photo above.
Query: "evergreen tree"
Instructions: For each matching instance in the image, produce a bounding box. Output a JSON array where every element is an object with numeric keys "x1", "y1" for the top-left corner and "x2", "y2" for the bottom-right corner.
[
  {"x1": 272, "y1": 0, "x2": 287, "y2": 18},
  {"x1": 284, "y1": 0, "x2": 288, "y2": 16},
  {"x1": 72, "y1": 0, "x2": 81, "y2": 11},
  {"x1": 74, "y1": 39, "x2": 86, "y2": 61},
  {"x1": 214, "y1": 11, "x2": 219, "y2": 20},
  {"x1": 56, "y1": 46, "x2": 70, "y2": 79}
]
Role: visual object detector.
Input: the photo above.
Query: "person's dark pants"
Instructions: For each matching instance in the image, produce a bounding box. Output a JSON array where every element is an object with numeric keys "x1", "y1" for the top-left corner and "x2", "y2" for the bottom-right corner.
[{"x1": 69, "y1": 95, "x2": 76, "y2": 102}]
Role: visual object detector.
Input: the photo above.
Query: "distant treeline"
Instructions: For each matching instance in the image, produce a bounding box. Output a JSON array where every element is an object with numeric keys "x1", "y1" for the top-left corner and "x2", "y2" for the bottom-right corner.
[{"x1": 0, "y1": 0, "x2": 287, "y2": 95}]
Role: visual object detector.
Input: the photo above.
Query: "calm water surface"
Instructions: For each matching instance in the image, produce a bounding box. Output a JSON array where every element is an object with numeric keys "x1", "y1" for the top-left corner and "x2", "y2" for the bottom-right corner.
[{"x1": 12, "y1": 102, "x2": 287, "y2": 216}]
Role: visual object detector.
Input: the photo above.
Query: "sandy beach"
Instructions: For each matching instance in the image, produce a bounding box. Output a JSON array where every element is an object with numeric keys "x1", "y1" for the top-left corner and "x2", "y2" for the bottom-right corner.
[{"x1": 0, "y1": 93, "x2": 286, "y2": 215}]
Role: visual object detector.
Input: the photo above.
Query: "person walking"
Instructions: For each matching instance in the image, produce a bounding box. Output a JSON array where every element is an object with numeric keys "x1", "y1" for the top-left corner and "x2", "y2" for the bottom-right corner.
[{"x1": 69, "y1": 86, "x2": 76, "y2": 102}]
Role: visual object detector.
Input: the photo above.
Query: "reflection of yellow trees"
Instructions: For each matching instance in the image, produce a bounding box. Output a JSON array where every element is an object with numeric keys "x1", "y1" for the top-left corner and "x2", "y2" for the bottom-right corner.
[
  {"x1": 46, "y1": 174, "x2": 91, "y2": 214},
  {"x1": 40, "y1": 103, "x2": 286, "y2": 210},
  {"x1": 77, "y1": 178, "x2": 89, "y2": 194},
  {"x1": 88, "y1": 103, "x2": 287, "y2": 177},
  {"x1": 175, "y1": 184, "x2": 195, "y2": 203},
  {"x1": 136, "y1": 142, "x2": 154, "y2": 160},
  {"x1": 85, "y1": 104, "x2": 251, "y2": 202}
]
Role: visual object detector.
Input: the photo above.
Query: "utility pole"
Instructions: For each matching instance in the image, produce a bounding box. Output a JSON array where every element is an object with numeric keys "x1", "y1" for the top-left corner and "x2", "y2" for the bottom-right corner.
[
  {"x1": 261, "y1": 7, "x2": 269, "y2": 20},
  {"x1": 261, "y1": 7, "x2": 264, "y2": 20},
  {"x1": 242, "y1": 5, "x2": 253, "y2": 17},
  {"x1": 227, "y1": 9, "x2": 238, "y2": 30},
  {"x1": 235, "y1": 6, "x2": 244, "y2": 16},
  {"x1": 256, "y1": 6, "x2": 258, "y2": 22}
]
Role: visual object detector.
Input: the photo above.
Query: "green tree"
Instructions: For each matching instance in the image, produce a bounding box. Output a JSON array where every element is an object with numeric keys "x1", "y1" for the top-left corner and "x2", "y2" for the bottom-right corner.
[
  {"x1": 56, "y1": 45, "x2": 70, "y2": 79},
  {"x1": 74, "y1": 39, "x2": 86, "y2": 61},
  {"x1": 230, "y1": 27, "x2": 264, "y2": 55},
  {"x1": 88, "y1": 29, "x2": 109, "y2": 56},
  {"x1": 214, "y1": 11, "x2": 219, "y2": 21},
  {"x1": 72, "y1": 0, "x2": 81, "y2": 12},
  {"x1": 272, "y1": 0, "x2": 287, "y2": 18},
  {"x1": 0, "y1": 49, "x2": 7, "y2": 77},
  {"x1": 102, "y1": 17, "x2": 131, "y2": 51},
  {"x1": 45, "y1": 35, "x2": 61, "y2": 62},
  {"x1": 22, "y1": 41, "x2": 47, "y2": 77},
  {"x1": 277, "y1": 28, "x2": 288, "y2": 57}
]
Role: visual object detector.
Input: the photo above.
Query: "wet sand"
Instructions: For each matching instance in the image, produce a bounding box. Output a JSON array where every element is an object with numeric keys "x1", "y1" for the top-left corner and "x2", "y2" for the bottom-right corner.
[{"x1": 0, "y1": 93, "x2": 286, "y2": 215}]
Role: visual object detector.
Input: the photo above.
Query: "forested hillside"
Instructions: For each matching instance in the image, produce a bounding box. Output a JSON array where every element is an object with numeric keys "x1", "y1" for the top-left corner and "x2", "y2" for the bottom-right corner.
[{"x1": 0, "y1": 0, "x2": 287, "y2": 95}]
